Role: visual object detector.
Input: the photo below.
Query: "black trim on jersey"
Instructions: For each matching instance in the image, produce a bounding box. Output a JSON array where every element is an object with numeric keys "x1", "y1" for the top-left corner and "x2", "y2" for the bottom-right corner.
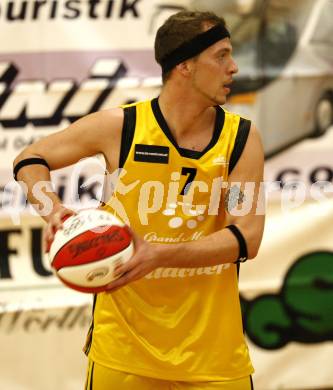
[
  {"x1": 85, "y1": 362, "x2": 90, "y2": 390},
  {"x1": 151, "y1": 97, "x2": 225, "y2": 159},
  {"x1": 228, "y1": 118, "x2": 251, "y2": 175},
  {"x1": 119, "y1": 106, "x2": 137, "y2": 168},
  {"x1": 250, "y1": 375, "x2": 254, "y2": 390},
  {"x1": 89, "y1": 362, "x2": 94, "y2": 390},
  {"x1": 84, "y1": 294, "x2": 97, "y2": 356}
]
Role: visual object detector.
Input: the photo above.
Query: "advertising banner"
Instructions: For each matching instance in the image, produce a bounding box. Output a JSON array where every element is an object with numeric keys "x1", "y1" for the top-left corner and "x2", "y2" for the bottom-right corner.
[
  {"x1": 1, "y1": 0, "x2": 332, "y2": 389},
  {"x1": 0, "y1": 303, "x2": 91, "y2": 390},
  {"x1": 240, "y1": 200, "x2": 333, "y2": 389}
]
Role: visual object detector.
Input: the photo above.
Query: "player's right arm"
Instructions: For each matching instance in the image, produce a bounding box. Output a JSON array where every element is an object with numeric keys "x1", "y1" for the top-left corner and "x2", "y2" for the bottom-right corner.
[{"x1": 13, "y1": 108, "x2": 124, "y2": 244}]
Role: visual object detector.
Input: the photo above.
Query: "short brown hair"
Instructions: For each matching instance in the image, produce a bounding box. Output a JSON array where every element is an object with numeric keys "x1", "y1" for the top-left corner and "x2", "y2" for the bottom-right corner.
[{"x1": 154, "y1": 11, "x2": 226, "y2": 83}]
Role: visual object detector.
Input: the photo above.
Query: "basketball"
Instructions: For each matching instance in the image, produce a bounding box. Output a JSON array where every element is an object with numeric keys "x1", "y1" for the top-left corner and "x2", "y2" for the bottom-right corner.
[{"x1": 48, "y1": 209, "x2": 134, "y2": 293}]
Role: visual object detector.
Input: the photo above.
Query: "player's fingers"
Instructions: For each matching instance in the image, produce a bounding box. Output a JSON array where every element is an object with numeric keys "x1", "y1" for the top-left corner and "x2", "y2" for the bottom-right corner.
[
  {"x1": 106, "y1": 267, "x2": 141, "y2": 292},
  {"x1": 113, "y1": 230, "x2": 144, "y2": 277},
  {"x1": 43, "y1": 224, "x2": 51, "y2": 240},
  {"x1": 124, "y1": 225, "x2": 143, "y2": 249},
  {"x1": 43, "y1": 224, "x2": 55, "y2": 253},
  {"x1": 113, "y1": 254, "x2": 139, "y2": 277},
  {"x1": 61, "y1": 208, "x2": 76, "y2": 218},
  {"x1": 52, "y1": 211, "x2": 65, "y2": 230},
  {"x1": 52, "y1": 207, "x2": 75, "y2": 230},
  {"x1": 105, "y1": 272, "x2": 130, "y2": 292},
  {"x1": 44, "y1": 208, "x2": 76, "y2": 252}
]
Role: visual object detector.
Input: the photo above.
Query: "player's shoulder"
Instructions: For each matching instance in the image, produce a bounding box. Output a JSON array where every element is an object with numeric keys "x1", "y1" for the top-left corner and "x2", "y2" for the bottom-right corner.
[
  {"x1": 222, "y1": 106, "x2": 251, "y2": 124},
  {"x1": 86, "y1": 99, "x2": 153, "y2": 134},
  {"x1": 119, "y1": 98, "x2": 152, "y2": 110},
  {"x1": 222, "y1": 106, "x2": 261, "y2": 138}
]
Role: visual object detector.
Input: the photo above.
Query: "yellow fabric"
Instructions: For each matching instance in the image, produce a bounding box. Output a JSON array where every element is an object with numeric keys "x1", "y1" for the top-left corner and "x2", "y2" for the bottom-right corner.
[
  {"x1": 85, "y1": 99, "x2": 254, "y2": 381},
  {"x1": 86, "y1": 359, "x2": 253, "y2": 390}
]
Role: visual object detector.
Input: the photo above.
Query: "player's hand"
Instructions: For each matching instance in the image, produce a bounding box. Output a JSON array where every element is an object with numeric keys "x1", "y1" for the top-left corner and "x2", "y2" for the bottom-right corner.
[
  {"x1": 105, "y1": 228, "x2": 162, "y2": 292},
  {"x1": 43, "y1": 204, "x2": 76, "y2": 253}
]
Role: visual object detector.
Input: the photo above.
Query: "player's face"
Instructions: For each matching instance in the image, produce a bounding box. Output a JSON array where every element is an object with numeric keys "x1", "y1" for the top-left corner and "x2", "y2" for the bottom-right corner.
[{"x1": 190, "y1": 38, "x2": 238, "y2": 105}]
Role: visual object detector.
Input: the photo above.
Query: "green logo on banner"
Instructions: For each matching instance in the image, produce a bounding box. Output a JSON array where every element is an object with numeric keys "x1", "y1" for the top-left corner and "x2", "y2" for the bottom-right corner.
[{"x1": 241, "y1": 251, "x2": 333, "y2": 349}]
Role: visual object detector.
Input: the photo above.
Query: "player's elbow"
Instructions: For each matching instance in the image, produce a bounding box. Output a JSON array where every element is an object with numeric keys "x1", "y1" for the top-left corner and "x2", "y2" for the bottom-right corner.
[
  {"x1": 13, "y1": 151, "x2": 26, "y2": 171},
  {"x1": 247, "y1": 241, "x2": 260, "y2": 259},
  {"x1": 246, "y1": 230, "x2": 264, "y2": 260},
  {"x1": 13, "y1": 151, "x2": 27, "y2": 169}
]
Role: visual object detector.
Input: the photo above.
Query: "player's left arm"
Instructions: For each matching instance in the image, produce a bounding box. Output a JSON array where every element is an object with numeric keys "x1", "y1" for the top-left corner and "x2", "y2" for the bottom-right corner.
[
  {"x1": 221, "y1": 122, "x2": 265, "y2": 260},
  {"x1": 105, "y1": 123, "x2": 265, "y2": 291},
  {"x1": 159, "y1": 121, "x2": 265, "y2": 266}
]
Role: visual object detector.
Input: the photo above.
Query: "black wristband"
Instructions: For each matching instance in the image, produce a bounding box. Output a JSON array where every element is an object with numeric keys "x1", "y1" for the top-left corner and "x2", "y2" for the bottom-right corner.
[
  {"x1": 225, "y1": 224, "x2": 248, "y2": 263},
  {"x1": 13, "y1": 157, "x2": 50, "y2": 181}
]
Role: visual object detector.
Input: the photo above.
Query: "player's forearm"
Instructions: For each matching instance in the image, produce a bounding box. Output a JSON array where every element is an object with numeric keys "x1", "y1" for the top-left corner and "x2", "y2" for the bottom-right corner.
[
  {"x1": 157, "y1": 224, "x2": 262, "y2": 268},
  {"x1": 14, "y1": 155, "x2": 61, "y2": 222}
]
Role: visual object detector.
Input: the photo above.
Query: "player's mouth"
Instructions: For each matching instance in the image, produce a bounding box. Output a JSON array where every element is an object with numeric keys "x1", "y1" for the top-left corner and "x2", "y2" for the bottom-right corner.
[{"x1": 223, "y1": 81, "x2": 233, "y2": 94}]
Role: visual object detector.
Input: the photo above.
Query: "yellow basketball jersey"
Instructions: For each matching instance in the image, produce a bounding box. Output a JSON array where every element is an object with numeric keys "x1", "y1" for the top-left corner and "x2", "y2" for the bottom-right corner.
[{"x1": 84, "y1": 98, "x2": 254, "y2": 381}]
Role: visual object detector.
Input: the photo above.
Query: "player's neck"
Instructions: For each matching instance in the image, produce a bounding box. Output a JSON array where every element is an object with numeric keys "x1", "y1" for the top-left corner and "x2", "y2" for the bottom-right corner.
[{"x1": 158, "y1": 86, "x2": 215, "y2": 139}]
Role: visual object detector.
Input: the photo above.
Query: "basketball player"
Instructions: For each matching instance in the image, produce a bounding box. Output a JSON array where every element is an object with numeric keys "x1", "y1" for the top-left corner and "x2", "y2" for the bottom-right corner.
[{"x1": 13, "y1": 11, "x2": 265, "y2": 390}]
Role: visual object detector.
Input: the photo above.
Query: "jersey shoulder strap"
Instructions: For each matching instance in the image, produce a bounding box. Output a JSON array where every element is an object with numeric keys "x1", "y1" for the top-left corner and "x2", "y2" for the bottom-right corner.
[
  {"x1": 228, "y1": 117, "x2": 251, "y2": 175},
  {"x1": 119, "y1": 105, "x2": 137, "y2": 168}
]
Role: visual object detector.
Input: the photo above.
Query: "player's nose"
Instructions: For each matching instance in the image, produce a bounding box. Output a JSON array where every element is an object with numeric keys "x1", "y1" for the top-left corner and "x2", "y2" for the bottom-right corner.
[{"x1": 229, "y1": 56, "x2": 238, "y2": 75}]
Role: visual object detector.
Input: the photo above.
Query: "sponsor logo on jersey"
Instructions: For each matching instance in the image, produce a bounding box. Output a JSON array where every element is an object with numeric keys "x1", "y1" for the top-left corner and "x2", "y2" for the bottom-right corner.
[
  {"x1": 212, "y1": 154, "x2": 228, "y2": 165},
  {"x1": 134, "y1": 144, "x2": 169, "y2": 163}
]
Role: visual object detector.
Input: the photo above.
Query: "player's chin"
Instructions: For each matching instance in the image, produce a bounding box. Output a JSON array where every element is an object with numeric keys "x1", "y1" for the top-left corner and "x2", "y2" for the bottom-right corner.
[{"x1": 214, "y1": 95, "x2": 227, "y2": 106}]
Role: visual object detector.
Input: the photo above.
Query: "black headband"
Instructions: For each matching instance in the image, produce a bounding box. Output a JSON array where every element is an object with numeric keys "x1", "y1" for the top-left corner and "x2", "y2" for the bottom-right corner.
[{"x1": 161, "y1": 24, "x2": 230, "y2": 73}]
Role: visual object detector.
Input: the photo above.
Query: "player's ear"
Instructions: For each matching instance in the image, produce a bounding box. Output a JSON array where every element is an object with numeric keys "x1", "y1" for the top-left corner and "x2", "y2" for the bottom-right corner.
[{"x1": 176, "y1": 60, "x2": 193, "y2": 78}]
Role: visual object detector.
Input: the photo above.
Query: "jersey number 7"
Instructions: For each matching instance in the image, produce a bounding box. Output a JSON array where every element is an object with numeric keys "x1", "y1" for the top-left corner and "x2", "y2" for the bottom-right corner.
[{"x1": 180, "y1": 167, "x2": 197, "y2": 195}]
